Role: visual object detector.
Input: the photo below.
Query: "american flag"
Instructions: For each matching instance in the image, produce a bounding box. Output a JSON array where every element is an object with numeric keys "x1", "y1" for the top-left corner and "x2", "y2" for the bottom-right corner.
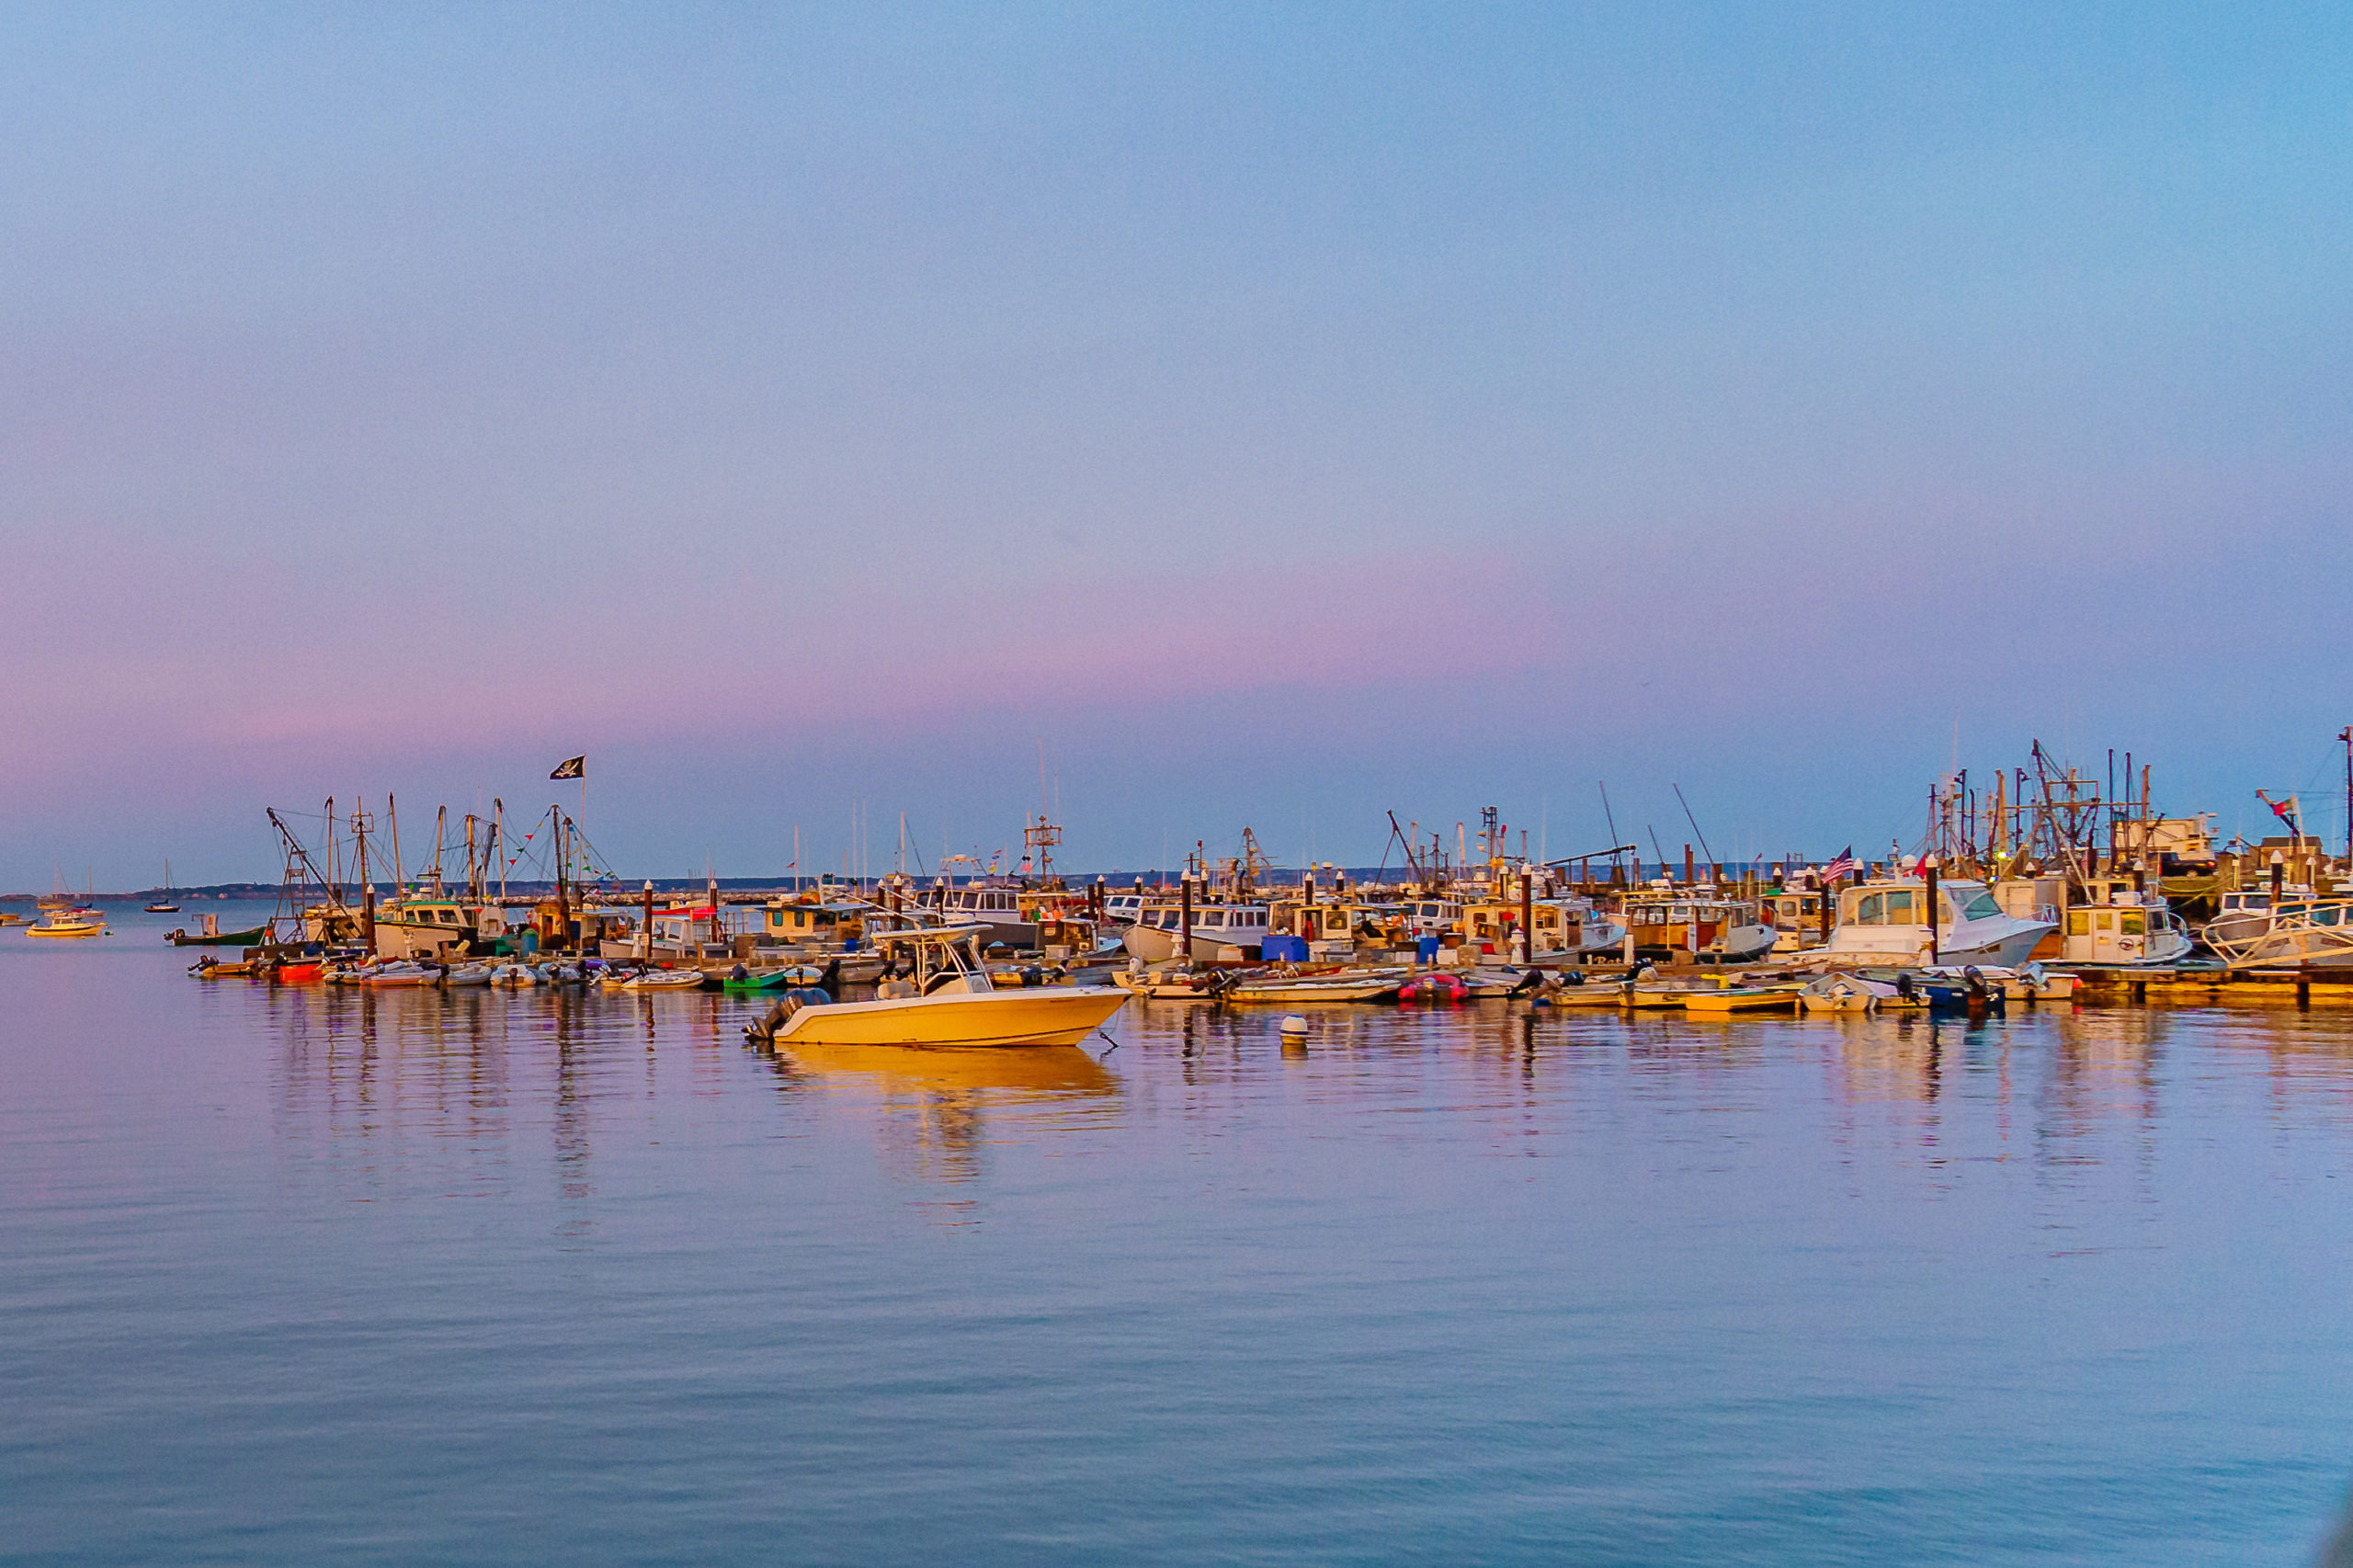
[{"x1": 1819, "y1": 846, "x2": 1858, "y2": 882}]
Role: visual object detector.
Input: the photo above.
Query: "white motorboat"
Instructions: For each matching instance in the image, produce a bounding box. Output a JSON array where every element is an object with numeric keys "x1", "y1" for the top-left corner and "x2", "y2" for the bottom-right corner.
[
  {"x1": 1120, "y1": 901, "x2": 1272, "y2": 963},
  {"x1": 751, "y1": 925, "x2": 1128, "y2": 1048},
  {"x1": 1793, "y1": 877, "x2": 2054, "y2": 969},
  {"x1": 2201, "y1": 889, "x2": 2353, "y2": 970}
]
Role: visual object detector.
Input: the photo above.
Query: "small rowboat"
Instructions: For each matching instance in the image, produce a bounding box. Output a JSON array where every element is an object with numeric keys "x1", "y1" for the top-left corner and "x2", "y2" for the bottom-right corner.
[
  {"x1": 1111, "y1": 969, "x2": 1221, "y2": 1000},
  {"x1": 722, "y1": 965, "x2": 824, "y2": 994},
  {"x1": 1681, "y1": 984, "x2": 1801, "y2": 1014},
  {"x1": 622, "y1": 968, "x2": 708, "y2": 990},
  {"x1": 192, "y1": 958, "x2": 262, "y2": 978},
  {"x1": 1220, "y1": 968, "x2": 1407, "y2": 1004}
]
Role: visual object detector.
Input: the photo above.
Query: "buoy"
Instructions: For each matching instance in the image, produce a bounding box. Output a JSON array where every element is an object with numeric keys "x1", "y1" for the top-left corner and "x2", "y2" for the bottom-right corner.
[{"x1": 1278, "y1": 1014, "x2": 1309, "y2": 1040}]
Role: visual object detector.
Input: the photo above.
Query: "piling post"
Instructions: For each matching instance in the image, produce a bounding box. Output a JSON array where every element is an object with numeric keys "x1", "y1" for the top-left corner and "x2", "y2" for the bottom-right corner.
[
  {"x1": 1925, "y1": 856, "x2": 1941, "y2": 966},
  {"x1": 1519, "y1": 866, "x2": 1534, "y2": 965}
]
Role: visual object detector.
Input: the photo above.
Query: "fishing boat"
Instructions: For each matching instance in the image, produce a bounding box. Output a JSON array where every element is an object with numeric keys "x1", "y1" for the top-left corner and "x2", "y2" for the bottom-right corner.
[
  {"x1": 1619, "y1": 889, "x2": 1779, "y2": 964},
  {"x1": 2200, "y1": 888, "x2": 2353, "y2": 971},
  {"x1": 1120, "y1": 901, "x2": 1274, "y2": 963},
  {"x1": 28, "y1": 906, "x2": 108, "y2": 939},
  {"x1": 166, "y1": 915, "x2": 271, "y2": 947},
  {"x1": 1795, "y1": 876, "x2": 2053, "y2": 970},
  {"x1": 2058, "y1": 881, "x2": 2195, "y2": 966},
  {"x1": 146, "y1": 860, "x2": 180, "y2": 913},
  {"x1": 750, "y1": 925, "x2": 1127, "y2": 1049}
]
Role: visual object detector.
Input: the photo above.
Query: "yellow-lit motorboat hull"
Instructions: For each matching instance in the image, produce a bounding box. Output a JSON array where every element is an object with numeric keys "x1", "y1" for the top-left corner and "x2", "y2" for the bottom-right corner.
[{"x1": 773, "y1": 985, "x2": 1129, "y2": 1049}]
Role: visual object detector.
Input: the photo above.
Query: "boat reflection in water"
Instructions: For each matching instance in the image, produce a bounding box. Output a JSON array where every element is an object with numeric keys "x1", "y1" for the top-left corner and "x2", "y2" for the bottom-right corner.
[{"x1": 766, "y1": 1040, "x2": 1121, "y2": 1191}]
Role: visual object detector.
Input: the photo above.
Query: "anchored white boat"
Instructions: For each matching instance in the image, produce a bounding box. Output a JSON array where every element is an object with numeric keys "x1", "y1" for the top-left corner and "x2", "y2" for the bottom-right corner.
[
  {"x1": 754, "y1": 924, "x2": 1128, "y2": 1049},
  {"x1": 1795, "y1": 877, "x2": 2054, "y2": 969},
  {"x1": 1121, "y1": 901, "x2": 1272, "y2": 963},
  {"x1": 2201, "y1": 889, "x2": 2353, "y2": 970}
]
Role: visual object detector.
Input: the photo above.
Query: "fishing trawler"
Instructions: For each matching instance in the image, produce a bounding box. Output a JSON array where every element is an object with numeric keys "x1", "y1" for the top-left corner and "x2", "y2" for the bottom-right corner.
[
  {"x1": 2059, "y1": 881, "x2": 2195, "y2": 966},
  {"x1": 1620, "y1": 887, "x2": 1778, "y2": 964}
]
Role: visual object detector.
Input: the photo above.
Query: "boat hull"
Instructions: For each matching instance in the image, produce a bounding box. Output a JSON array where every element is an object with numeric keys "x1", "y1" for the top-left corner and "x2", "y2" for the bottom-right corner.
[
  {"x1": 774, "y1": 986, "x2": 1128, "y2": 1048},
  {"x1": 167, "y1": 926, "x2": 267, "y2": 947}
]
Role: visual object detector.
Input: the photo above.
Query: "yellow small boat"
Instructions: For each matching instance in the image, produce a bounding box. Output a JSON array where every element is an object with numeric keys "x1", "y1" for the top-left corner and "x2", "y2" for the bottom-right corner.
[
  {"x1": 28, "y1": 908, "x2": 107, "y2": 939},
  {"x1": 756, "y1": 924, "x2": 1128, "y2": 1049},
  {"x1": 1681, "y1": 984, "x2": 1801, "y2": 1014}
]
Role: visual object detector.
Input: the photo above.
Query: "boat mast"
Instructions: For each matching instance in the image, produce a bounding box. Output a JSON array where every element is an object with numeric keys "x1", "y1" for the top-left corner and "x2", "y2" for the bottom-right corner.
[
  {"x1": 387, "y1": 794, "x2": 404, "y2": 903},
  {"x1": 554, "y1": 805, "x2": 569, "y2": 952}
]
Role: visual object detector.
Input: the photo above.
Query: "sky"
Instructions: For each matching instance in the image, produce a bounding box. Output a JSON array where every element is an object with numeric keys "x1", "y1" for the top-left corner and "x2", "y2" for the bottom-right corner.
[{"x1": 4, "y1": 3, "x2": 2350, "y2": 889}]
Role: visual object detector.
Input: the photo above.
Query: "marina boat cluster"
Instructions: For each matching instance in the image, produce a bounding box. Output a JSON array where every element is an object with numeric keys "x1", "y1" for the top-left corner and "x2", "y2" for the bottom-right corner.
[{"x1": 133, "y1": 740, "x2": 2353, "y2": 1033}]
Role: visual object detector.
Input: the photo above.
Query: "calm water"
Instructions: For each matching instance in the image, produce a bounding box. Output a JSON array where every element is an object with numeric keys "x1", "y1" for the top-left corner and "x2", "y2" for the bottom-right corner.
[{"x1": 7, "y1": 904, "x2": 2353, "y2": 1565}]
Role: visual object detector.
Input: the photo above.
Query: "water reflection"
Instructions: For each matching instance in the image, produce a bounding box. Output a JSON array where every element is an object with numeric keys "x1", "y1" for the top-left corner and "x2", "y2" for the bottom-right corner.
[
  {"x1": 246, "y1": 986, "x2": 2353, "y2": 1210},
  {"x1": 765, "y1": 1040, "x2": 1120, "y2": 1190}
]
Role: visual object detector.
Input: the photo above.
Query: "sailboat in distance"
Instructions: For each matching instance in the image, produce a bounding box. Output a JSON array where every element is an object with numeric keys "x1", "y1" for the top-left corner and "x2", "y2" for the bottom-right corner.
[{"x1": 146, "y1": 859, "x2": 180, "y2": 914}]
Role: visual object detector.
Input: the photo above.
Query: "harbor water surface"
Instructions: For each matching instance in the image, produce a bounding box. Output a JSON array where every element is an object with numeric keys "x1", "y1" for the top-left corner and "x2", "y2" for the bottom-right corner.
[{"x1": 7, "y1": 907, "x2": 2353, "y2": 1565}]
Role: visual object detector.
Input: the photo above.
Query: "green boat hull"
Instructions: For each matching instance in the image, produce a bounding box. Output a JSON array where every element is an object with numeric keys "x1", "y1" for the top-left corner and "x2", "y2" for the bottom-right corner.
[{"x1": 168, "y1": 926, "x2": 270, "y2": 947}]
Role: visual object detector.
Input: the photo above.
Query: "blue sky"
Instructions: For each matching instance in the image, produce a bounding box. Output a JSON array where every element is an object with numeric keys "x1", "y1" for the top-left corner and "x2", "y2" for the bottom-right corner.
[{"x1": 3, "y1": 4, "x2": 2349, "y2": 886}]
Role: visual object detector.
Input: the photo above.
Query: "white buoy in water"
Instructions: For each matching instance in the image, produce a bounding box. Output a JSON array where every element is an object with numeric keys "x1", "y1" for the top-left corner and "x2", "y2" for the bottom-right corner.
[{"x1": 1279, "y1": 1014, "x2": 1309, "y2": 1040}]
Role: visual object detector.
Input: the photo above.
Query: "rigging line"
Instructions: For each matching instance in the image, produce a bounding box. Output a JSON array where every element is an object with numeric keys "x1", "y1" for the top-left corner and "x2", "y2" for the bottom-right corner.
[{"x1": 1672, "y1": 784, "x2": 1716, "y2": 868}]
